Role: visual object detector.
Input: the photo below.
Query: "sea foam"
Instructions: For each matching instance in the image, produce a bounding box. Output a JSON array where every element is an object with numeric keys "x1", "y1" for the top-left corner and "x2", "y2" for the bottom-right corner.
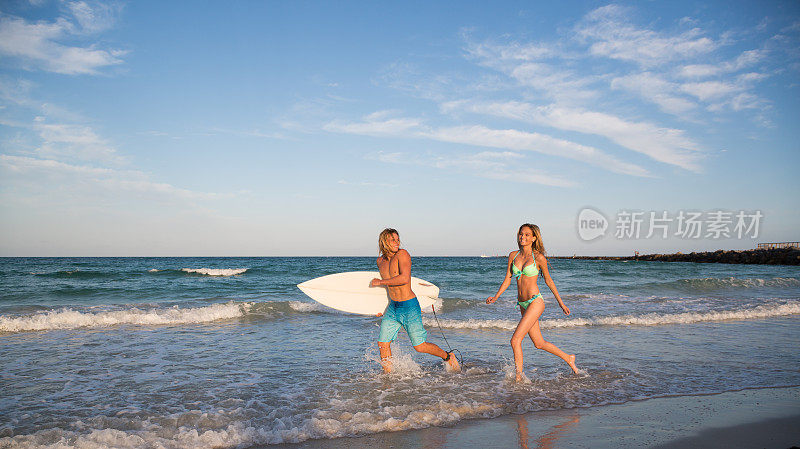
[
  {"x1": 289, "y1": 301, "x2": 324, "y2": 313},
  {"x1": 423, "y1": 302, "x2": 800, "y2": 330},
  {"x1": 661, "y1": 276, "x2": 800, "y2": 290},
  {"x1": 181, "y1": 268, "x2": 248, "y2": 276},
  {"x1": 0, "y1": 302, "x2": 250, "y2": 333}
]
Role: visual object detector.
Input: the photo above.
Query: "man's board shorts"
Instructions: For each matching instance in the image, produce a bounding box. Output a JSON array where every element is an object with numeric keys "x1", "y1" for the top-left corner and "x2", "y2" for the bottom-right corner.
[{"x1": 378, "y1": 297, "x2": 427, "y2": 346}]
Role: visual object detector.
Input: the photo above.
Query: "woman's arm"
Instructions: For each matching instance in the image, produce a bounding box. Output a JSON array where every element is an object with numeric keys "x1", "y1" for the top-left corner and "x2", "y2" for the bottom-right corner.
[
  {"x1": 536, "y1": 254, "x2": 570, "y2": 315},
  {"x1": 486, "y1": 252, "x2": 515, "y2": 304}
]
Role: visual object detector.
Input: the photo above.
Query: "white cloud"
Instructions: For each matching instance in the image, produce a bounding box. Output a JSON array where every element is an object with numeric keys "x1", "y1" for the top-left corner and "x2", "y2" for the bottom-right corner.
[
  {"x1": 679, "y1": 71, "x2": 769, "y2": 112},
  {"x1": 323, "y1": 117, "x2": 422, "y2": 136},
  {"x1": 366, "y1": 150, "x2": 575, "y2": 187},
  {"x1": 464, "y1": 40, "x2": 597, "y2": 103},
  {"x1": 427, "y1": 125, "x2": 649, "y2": 176},
  {"x1": 460, "y1": 8, "x2": 773, "y2": 123},
  {"x1": 610, "y1": 72, "x2": 698, "y2": 115},
  {"x1": 678, "y1": 64, "x2": 721, "y2": 78},
  {"x1": 577, "y1": 5, "x2": 718, "y2": 68},
  {"x1": 0, "y1": 108, "x2": 126, "y2": 164},
  {"x1": 678, "y1": 49, "x2": 767, "y2": 79},
  {"x1": 680, "y1": 80, "x2": 739, "y2": 101},
  {"x1": 433, "y1": 151, "x2": 575, "y2": 187},
  {"x1": 32, "y1": 121, "x2": 126, "y2": 164},
  {"x1": 444, "y1": 100, "x2": 704, "y2": 172},
  {"x1": 0, "y1": 14, "x2": 125, "y2": 75},
  {"x1": 65, "y1": 1, "x2": 121, "y2": 34},
  {"x1": 465, "y1": 40, "x2": 556, "y2": 63},
  {"x1": 376, "y1": 62, "x2": 454, "y2": 101},
  {"x1": 365, "y1": 151, "x2": 404, "y2": 164},
  {"x1": 0, "y1": 155, "x2": 222, "y2": 201},
  {"x1": 337, "y1": 179, "x2": 398, "y2": 188},
  {"x1": 326, "y1": 113, "x2": 650, "y2": 177}
]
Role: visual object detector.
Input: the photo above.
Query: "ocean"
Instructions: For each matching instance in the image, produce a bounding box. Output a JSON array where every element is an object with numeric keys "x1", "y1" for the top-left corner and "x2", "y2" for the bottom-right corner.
[{"x1": 1, "y1": 256, "x2": 798, "y2": 448}]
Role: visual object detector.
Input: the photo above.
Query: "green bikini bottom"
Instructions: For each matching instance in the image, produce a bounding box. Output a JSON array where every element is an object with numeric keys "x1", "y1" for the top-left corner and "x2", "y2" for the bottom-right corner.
[{"x1": 518, "y1": 293, "x2": 543, "y2": 310}]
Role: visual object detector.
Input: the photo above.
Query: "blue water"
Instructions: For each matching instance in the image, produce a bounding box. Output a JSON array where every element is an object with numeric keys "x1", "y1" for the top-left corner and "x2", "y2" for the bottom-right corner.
[{"x1": 1, "y1": 257, "x2": 799, "y2": 447}]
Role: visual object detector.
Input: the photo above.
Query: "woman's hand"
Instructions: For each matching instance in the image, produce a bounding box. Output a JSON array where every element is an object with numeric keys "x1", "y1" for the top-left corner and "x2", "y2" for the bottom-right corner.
[
  {"x1": 561, "y1": 304, "x2": 570, "y2": 315},
  {"x1": 486, "y1": 296, "x2": 498, "y2": 304},
  {"x1": 376, "y1": 312, "x2": 383, "y2": 317}
]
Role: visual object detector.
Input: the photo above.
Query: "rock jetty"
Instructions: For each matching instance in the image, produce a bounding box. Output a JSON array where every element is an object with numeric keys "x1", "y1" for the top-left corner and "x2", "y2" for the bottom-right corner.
[{"x1": 554, "y1": 247, "x2": 800, "y2": 265}]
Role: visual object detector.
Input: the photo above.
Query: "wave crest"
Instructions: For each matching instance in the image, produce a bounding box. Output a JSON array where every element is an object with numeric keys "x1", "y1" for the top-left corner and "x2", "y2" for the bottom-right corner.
[
  {"x1": 656, "y1": 276, "x2": 800, "y2": 291},
  {"x1": 423, "y1": 302, "x2": 800, "y2": 330},
  {"x1": 0, "y1": 302, "x2": 250, "y2": 333},
  {"x1": 181, "y1": 268, "x2": 248, "y2": 276}
]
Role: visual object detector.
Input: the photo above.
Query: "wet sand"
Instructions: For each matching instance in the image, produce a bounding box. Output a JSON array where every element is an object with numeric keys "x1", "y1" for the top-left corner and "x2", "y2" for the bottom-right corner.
[{"x1": 273, "y1": 386, "x2": 800, "y2": 448}]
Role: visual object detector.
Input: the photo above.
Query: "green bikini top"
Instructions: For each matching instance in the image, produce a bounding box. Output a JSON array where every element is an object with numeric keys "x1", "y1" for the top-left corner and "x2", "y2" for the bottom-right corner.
[{"x1": 511, "y1": 253, "x2": 539, "y2": 278}]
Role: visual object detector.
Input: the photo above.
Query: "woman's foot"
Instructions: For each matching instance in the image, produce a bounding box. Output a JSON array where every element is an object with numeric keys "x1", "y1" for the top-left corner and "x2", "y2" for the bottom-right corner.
[{"x1": 567, "y1": 354, "x2": 579, "y2": 374}]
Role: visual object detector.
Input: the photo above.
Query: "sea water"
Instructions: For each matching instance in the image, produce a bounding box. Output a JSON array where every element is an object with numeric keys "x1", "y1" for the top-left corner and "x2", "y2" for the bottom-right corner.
[{"x1": 0, "y1": 257, "x2": 798, "y2": 447}]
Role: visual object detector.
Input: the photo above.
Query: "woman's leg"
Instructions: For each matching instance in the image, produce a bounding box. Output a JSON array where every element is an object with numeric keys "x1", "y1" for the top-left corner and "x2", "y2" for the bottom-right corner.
[
  {"x1": 511, "y1": 300, "x2": 545, "y2": 380},
  {"x1": 525, "y1": 299, "x2": 579, "y2": 373}
]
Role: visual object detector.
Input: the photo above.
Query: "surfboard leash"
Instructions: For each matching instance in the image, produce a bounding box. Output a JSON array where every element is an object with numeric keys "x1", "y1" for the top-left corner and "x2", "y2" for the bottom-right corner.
[{"x1": 431, "y1": 304, "x2": 463, "y2": 366}]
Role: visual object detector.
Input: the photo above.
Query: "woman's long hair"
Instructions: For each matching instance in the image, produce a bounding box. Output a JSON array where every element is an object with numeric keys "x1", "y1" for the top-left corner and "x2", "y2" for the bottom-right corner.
[
  {"x1": 519, "y1": 223, "x2": 546, "y2": 256},
  {"x1": 378, "y1": 228, "x2": 399, "y2": 259}
]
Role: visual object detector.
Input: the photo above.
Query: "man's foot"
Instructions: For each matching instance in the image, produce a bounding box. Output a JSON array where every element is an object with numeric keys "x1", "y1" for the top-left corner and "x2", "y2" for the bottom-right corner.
[
  {"x1": 567, "y1": 354, "x2": 579, "y2": 374},
  {"x1": 381, "y1": 357, "x2": 393, "y2": 374},
  {"x1": 444, "y1": 351, "x2": 461, "y2": 372}
]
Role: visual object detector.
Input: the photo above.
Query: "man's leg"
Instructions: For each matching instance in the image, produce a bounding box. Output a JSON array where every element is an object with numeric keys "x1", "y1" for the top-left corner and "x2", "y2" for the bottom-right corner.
[
  {"x1": 412, "y1": 341, "x2": 460, "y2": 371},
  {"x1": 378, "y1": 308, "x2": 401, "y2": 373},
  {"x1": 406, "y1": 308, "x2": 461, "y2": 371},
  {"x1": 378, "y1": 341, "x2": 392, "y2": 373}
]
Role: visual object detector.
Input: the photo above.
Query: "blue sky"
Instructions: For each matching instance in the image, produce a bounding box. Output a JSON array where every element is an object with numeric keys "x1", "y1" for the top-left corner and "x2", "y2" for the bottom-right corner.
[{"x1": 1, "y1": 0, "x2": 798, "y2": 256}]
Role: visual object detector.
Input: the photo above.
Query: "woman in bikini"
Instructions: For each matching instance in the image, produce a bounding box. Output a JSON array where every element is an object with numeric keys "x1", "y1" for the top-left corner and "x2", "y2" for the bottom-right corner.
[{"x1": 486, "y1": 223, "x2": 579, "y2": 381}]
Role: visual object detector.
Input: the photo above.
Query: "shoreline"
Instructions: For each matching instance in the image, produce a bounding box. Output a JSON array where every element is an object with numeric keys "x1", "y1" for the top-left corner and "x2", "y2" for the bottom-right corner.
[
  {"x1": 552, "y1": 247, "x2": 800, "y2": 265},
  {"x1": 272, "y1": 386, "x2": 800, "y2": 448}
]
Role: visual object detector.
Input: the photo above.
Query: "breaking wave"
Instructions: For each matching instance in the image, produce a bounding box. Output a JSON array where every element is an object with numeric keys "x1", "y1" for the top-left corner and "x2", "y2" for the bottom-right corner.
[
  {"x1": 644, "y1": 276, "x2": 800, "y2": 292},
  {"x1": 423, "y1": 302, "x2": 800, "y2": 330},
  {"x1": 0, "y1": 299, "x2": 347, "y2": 333},
  {"x1": 180, "y1": 268, "x2": 248, "y2": 276},
  {"x1": 0, "y1": 302, "x2": 252, "y2": 333}
]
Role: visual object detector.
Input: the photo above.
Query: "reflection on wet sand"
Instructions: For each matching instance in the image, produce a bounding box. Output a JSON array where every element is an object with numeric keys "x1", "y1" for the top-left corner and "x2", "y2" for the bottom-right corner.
[{"x1": 516, "y1": 414, "x2": 581, "y2": 449}]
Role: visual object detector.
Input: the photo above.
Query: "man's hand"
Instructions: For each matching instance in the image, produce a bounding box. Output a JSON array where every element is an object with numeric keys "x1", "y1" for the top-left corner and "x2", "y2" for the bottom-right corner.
[{"x1": 370, "y1": 278, "x2": 382, "y2": 287}]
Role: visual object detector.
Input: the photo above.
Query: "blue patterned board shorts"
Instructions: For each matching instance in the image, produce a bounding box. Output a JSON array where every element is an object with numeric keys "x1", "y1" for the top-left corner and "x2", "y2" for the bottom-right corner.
[{"x1": 378, "y1": 297, "x2": 427, "y2": 346}]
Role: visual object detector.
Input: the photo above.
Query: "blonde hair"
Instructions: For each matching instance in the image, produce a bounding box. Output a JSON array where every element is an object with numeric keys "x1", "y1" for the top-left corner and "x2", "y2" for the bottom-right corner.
[
  {"x1": 378, "y1": 228, "x2": 399, "y2": 259},
  {"x1": 519, "y1": 223, "x2": 546, "y2": 256}
]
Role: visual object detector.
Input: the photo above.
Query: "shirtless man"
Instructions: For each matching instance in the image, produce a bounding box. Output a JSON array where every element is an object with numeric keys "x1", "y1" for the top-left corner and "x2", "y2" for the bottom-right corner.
[{"x1": 370, "y1": 228, "x2": 460, "y2": 373}]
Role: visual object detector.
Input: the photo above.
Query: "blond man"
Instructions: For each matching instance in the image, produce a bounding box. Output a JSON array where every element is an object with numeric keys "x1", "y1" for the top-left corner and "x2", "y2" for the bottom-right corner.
[{"x1": 371, "y1": 228, "x2": 460, "y2": 373}]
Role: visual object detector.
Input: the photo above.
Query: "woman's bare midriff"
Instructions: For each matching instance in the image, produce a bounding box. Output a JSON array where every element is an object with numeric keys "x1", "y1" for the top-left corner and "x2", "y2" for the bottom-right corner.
[{"x1": 516, "y1": 276, "x2": 541, "y2": 301}]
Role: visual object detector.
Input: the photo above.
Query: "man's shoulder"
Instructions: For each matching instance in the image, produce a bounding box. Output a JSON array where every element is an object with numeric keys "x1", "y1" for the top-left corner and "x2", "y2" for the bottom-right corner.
[{"x1": 391, "y1": 249, "x2": 411, "y2": 262}]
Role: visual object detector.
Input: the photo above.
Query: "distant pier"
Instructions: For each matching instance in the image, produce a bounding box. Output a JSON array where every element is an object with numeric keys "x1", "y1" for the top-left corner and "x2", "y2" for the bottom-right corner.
[{"x1": 757, "y1": 242, "x2": 799, "y2": 249}]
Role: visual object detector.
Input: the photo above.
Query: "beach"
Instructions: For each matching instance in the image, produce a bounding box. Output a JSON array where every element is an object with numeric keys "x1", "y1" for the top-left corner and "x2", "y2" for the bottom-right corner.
[
  {"x1": 1, "y1": 257, "x2": 798, "y2": 448},
  {"x1": 271, "y1": 386, "x2": 800, "y2": 448}
]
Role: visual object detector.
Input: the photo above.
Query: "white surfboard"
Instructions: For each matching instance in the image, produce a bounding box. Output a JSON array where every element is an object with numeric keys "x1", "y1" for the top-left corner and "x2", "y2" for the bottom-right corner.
[{"x1": 297, "y1": 271, "x2": 439, "y2": 315}]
